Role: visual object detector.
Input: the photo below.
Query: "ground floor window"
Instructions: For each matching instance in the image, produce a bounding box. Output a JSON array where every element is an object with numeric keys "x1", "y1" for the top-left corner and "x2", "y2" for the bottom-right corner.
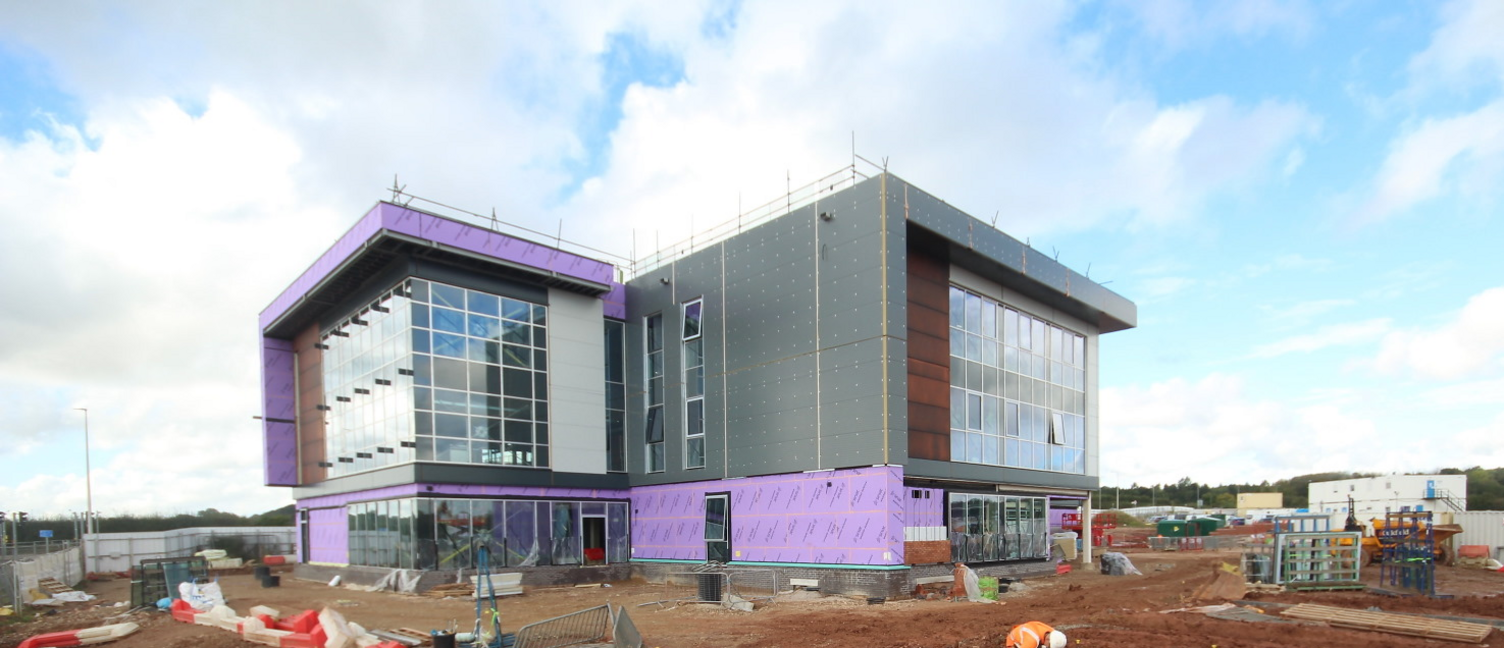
[
  {"x1": 343, "y1": 497, "x2": 629, "y2": 569},
  {"x1": 947, "y1": 493, "x2": 1049, "y2": 562}
]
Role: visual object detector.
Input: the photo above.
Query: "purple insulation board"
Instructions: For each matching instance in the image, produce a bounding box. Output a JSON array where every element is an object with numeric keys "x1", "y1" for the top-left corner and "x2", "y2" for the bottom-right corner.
[
  {"x1": 261, "y1": 337, "x2": 298, "y2": 487},
  {"x1": 308, "y1": 507, "x2": 348, "y2": 564},
  {"x1": 260, "y1": 202, "x2": 620, "y2": 331},
  {"x1": 903, "y1": 486, "x2": 945, "y2": 527},
  {"x1": 631, "y1": 466, "x2": 907, "y2": 566}
]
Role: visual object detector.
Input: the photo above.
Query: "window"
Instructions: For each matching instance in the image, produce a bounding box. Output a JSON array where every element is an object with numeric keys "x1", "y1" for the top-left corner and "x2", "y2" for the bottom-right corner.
[
  {"x1": 682, "y1": 299, "x2": 703, "y2": 340},
  {"x1": 947, "y1": 285, "x2": 1086, "y2": 474},
  {"x1": 683, "y1": 299, "x2": 706, "y2": 469},
  {"x1": 644, "y1": 313, "x2": 665, "y2": 472},
  {"x1": 604, "y1": 320, "x2": 626, "y2": 472},
  {"x1": 320, "y1": 277, "x2": 552, "y2": 476}
]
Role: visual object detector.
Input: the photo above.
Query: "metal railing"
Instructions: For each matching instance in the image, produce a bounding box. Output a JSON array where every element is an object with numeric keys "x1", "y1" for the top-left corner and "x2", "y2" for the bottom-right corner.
[
  {"x1": 630, "y1": 159, "x2": 883, "y2": 278},
  {"x1": 1147, "y1": 535, "x2": 1241, "y2": 551},
  {"x1": 513, "y1": 604, "x2": 612, "y2": 648}
]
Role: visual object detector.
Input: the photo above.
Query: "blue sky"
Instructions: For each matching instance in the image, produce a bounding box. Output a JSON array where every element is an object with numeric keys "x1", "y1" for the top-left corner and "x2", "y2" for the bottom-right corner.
[{"x1": 1, "y1": 1, "x2": 1501, "y2": 516}]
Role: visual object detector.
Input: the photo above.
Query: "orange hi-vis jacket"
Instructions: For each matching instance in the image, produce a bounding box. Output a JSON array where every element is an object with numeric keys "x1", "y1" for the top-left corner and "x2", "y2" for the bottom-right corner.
[{"x1": 1005, "y1": 621, "x2": 1056, "y2": 648}]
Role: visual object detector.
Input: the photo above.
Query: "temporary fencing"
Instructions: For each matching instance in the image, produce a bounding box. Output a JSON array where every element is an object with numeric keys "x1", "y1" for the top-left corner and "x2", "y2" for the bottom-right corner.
[{"x1": 513, "y1": 603, "x2": 612, "y2": 648}]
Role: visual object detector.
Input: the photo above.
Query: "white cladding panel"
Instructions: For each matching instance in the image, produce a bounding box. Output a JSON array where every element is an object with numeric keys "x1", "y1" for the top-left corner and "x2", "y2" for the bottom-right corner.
[{"x1": 547, "y1": 289, "x2": 606, "y2": 474}]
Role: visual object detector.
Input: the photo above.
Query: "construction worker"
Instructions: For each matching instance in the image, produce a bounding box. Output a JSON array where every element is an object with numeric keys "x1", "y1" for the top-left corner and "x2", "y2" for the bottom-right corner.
[{"x1": 1005, "y1": 621, "x2": 1066, "y2": 648}]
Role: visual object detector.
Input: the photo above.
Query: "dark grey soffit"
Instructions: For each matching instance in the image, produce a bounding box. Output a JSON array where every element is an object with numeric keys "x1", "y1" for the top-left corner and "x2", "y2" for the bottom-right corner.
[
  {"x1": 264, "y1": 230, "x2": 611, "y2": 339},
  {"x1": 895, "y1": 176, "x2": 1136, "y2": 333},
  {"x1": 905, "y1": 458, "x2": 1100, "y2": 492},
  {"x1": 290, "y1": 464, "x2": 629, "y2": 500}
]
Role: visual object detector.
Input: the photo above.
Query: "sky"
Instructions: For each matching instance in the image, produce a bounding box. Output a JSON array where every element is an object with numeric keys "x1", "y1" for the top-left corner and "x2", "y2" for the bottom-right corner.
[{"x1": 1, "y1": 1, "x2": 1502, "y2": 518}]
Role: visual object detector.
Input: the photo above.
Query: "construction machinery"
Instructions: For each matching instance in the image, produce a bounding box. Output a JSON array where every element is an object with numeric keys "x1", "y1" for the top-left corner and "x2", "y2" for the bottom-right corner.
[{"x1": 1344, "y1": 497, "x2": 1462, "y2": 567}]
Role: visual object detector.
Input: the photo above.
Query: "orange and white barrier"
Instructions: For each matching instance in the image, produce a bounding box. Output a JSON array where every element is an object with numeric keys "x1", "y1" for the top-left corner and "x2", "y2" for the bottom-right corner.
[{"x1": 17, "y1": 622, "x2": 139, "y2": 648}]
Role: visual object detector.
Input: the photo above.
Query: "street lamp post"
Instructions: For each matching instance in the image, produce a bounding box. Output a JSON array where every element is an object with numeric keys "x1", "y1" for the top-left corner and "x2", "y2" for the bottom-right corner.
[{"x1": 73, "y1": 408, "x2": 94, "y2": 575}]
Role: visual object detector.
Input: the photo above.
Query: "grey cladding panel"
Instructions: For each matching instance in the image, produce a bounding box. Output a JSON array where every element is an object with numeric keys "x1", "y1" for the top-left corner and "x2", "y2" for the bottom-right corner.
[
  {"x1": 725, "y1": 354, "x2": 820, "y2": 474},
  {"x1": 969, "y1": 225, "x2": 1027, "y2": 281},
  {"x1": 896, "y1": 187, "x2": 970, "y2": 243},
  {"x1": 1021, "y1": 248, "x2": 1069, "y2": 293}
]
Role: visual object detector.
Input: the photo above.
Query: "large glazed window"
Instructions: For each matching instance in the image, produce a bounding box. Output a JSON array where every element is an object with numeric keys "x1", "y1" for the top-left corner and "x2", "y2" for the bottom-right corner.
[
  {"x1": 321, "y1": 284, "x2": 416, "y2": 476},
  {"x1": 604, "y1": 319, "x2": 627, "y2": 473},
  {"x1": 322, "y1": 277, "x2": 550, "y2": 475},
  {"x1": 948, "y1": 286, "x2": 1087, "y2": 474},
  {"x1": 946, "y1": 493, "x2": 1049, "y2": 562},
  {"x1": 345, "y1": 497, "x2": 628, "y2": 570},
  {"x1": 682, "y1": 299, "x2": 705, "y2": 470},
  {"x1": 644, "y1": 313, "x2": 665, "y2": 473}
]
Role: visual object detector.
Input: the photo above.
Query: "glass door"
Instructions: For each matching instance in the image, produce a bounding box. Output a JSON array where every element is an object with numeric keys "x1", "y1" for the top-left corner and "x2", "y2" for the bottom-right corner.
[{"x1": 705, "y1": 493, "x2": 730, "y2": 563}]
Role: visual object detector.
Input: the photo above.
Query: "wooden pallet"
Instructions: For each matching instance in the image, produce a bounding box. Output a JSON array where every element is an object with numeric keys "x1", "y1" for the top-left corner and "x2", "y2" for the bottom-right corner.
[
  {"x1": 37, "y1": 578, "x2": 76, "y2": 595},
  {"x1": 423, "y1": 583, "x2": 475, "y2": 598},
  {"x1": 371, "y1": 628, "x2": 430, "y2": 646},
  {"x1": 1281, "y1": 603, "x2": 1493, "y2": 643}
]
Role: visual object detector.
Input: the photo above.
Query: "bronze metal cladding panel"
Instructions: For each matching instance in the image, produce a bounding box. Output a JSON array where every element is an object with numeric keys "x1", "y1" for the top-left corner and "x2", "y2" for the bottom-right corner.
[
  {"x1": 294, "y1": 324, "x2": 327, "y2": 485},
  {"x1": 907, "y1": 248, "x2": 950, "y2": 461}
]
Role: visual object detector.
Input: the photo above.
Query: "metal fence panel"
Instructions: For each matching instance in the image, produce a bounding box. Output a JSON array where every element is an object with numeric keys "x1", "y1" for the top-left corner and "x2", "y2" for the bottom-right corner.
[
  {"x1": 513, "y1": 604, "x2": 611, "y2": 648},
  {"x1": 1274, "y1": 532, "x2": 1362, "y2": 590},
  {"x1": 725, "y1": 568, "x2": 778, "y2": 603},
  {"x1": 612, "y1": 607, "x2": 643, "y2": 648}
]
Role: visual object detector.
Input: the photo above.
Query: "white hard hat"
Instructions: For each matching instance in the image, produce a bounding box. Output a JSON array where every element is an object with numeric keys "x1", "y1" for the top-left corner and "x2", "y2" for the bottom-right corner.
[{"x1": 1048, "y1": 630, "x2": 1067, "y2": 648}]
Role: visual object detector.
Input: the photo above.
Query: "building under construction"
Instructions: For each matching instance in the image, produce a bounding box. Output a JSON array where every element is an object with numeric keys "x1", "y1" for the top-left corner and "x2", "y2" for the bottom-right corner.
[{"x1": 257, "y1": 167, "x2": 1137, "y2": 596}]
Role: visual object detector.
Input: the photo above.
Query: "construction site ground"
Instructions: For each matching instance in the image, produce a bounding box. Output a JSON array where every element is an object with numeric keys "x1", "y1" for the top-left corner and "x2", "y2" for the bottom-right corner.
[{"x1": 4, "y1": 548, "x2": 1502, "y2": 648}]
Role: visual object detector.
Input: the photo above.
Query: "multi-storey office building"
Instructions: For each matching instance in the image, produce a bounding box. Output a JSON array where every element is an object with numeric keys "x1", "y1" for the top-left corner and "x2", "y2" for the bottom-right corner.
[{"x1": 259, "y1": 173, "x2": 1136, "y2": 595}]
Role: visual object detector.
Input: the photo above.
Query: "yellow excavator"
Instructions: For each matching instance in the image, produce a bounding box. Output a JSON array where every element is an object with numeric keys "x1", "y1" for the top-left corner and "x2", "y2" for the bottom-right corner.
[{"x1": 1344, "y1": 496, "x2": 1462, "y2": 567}]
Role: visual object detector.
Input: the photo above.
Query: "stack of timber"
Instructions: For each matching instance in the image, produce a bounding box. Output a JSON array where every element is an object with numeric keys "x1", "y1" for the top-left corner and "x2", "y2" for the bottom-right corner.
[
  {"x1": 1281, "y1": 603, "x2": 1493, "y2": 643},
  {"x1": 423, "y1": 583, "x2": 475, "y2": 599}
]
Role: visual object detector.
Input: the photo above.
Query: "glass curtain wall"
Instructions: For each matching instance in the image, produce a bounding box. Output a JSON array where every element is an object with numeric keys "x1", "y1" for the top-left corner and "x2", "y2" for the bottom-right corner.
[
  {"x1": 322, "y1": 285, "x2": 415, "y2": 475},
  {"x1": 322, "y1": 277, "x2": 552, "y2": 476},
  {"x1": 948, "y1": 286, "x2": 1087, "y2": 474},
  {"x1": 604, "y1": 320, "x2": 627, "y2": 472},
  {"x1": 946, "y1": 493, "x2": 1049, "y2": 562},
  {"x1": 348, "y1": 497, "x2": 629, "y2": 570}
]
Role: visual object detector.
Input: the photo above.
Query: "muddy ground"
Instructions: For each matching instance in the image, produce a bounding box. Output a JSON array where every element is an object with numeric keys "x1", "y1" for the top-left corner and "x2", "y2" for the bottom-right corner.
[{"x1": 4, "y1": 547, "x2": 1502, "y2": 648}]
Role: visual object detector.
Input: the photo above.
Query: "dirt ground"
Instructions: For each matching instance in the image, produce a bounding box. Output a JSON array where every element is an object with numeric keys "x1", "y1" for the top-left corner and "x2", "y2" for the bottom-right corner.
[{"x1": 4, "y1": 548, "x2": 1502, "y2": 648}]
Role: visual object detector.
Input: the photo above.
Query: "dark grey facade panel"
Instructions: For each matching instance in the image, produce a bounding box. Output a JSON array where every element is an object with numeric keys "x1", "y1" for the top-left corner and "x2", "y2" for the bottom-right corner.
[
  {"x1": 414, "y1": 464, "x2": 630, "y2": 489},
  {"x1": 906, "y1": 458, "x2": 1099, "y2": 491},
  {"x1": 889, "y1": 174, "x2": 1135, "y2": 332}
]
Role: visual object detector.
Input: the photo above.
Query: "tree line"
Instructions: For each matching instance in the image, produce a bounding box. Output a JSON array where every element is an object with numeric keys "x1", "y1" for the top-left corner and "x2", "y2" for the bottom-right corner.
[
  {"x1": 3, "y1": 505, "x2": 294, "y2": 543},
  {"x1": 1100, "y1": 467, "x2": 1504, "y2": 511}
]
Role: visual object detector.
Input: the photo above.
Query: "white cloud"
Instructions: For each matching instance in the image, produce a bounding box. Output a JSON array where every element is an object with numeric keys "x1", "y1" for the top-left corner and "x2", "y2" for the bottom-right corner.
[
  {"x1": 1356, "y1": 0, "x2": 1504, "y2": 225},
  {"x1": 1407, "y1": 0, "x2": 1504, "y2": 90},
  {"x1": 1248, "y1": 318, "x2": 1391, "y2": 358},
  {"x1": 564, "y1": 4, "x2": 1317, "y2": 249},
  {"x1": 1453, "y1": 412, "x2": 1504, "y2": 468},
  {"x1": 1243, "y1": 253, "x2": 1333, "y2": 278},
  {"x1": 1373, "y1": 286, "x2": 1504, "y2": 380},
  {"x1": 1258, "y1": 298, "x2": 1355, "y2": 329},
  {"x1": 1356, "y1": 100, "x2": 1504, "y2": 225},
  {"x1": 1099, "y1": 374, "x2": 1363, "y2": 486},
  {"x1": 1114, "y1": 0, "x2": 1315, "y2": 52}
]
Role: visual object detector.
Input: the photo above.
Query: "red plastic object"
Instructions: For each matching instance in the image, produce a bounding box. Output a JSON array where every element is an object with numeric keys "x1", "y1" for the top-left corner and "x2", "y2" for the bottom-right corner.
[
  {"x1": 1459, "y1": 545, "x2": 1490, "y2": 559},
  {"x1": 279, "y1": 632, "x2": 324, "y2": 648},
  {"x1": 17, "y1": 629, "x2": 82, "y2": 648},
  {"x1": 371, "y1": 642, "x2": 403, "y2": 648},
  {"x1": 263, "y1": 555, "x2": 287, "y2": 566},
  {"x1": 584, "y1": 547, "x2": 606, "y2": 562},
  {"x1": 1055, "y1": 563, "x2": 1072, "y2": 575},
  {"x1": 274, "y1": 610, "x2": 319, "y2": 634},
  {"x1": 170, "y1": 598, "x2": 198, "y2": 623}
]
